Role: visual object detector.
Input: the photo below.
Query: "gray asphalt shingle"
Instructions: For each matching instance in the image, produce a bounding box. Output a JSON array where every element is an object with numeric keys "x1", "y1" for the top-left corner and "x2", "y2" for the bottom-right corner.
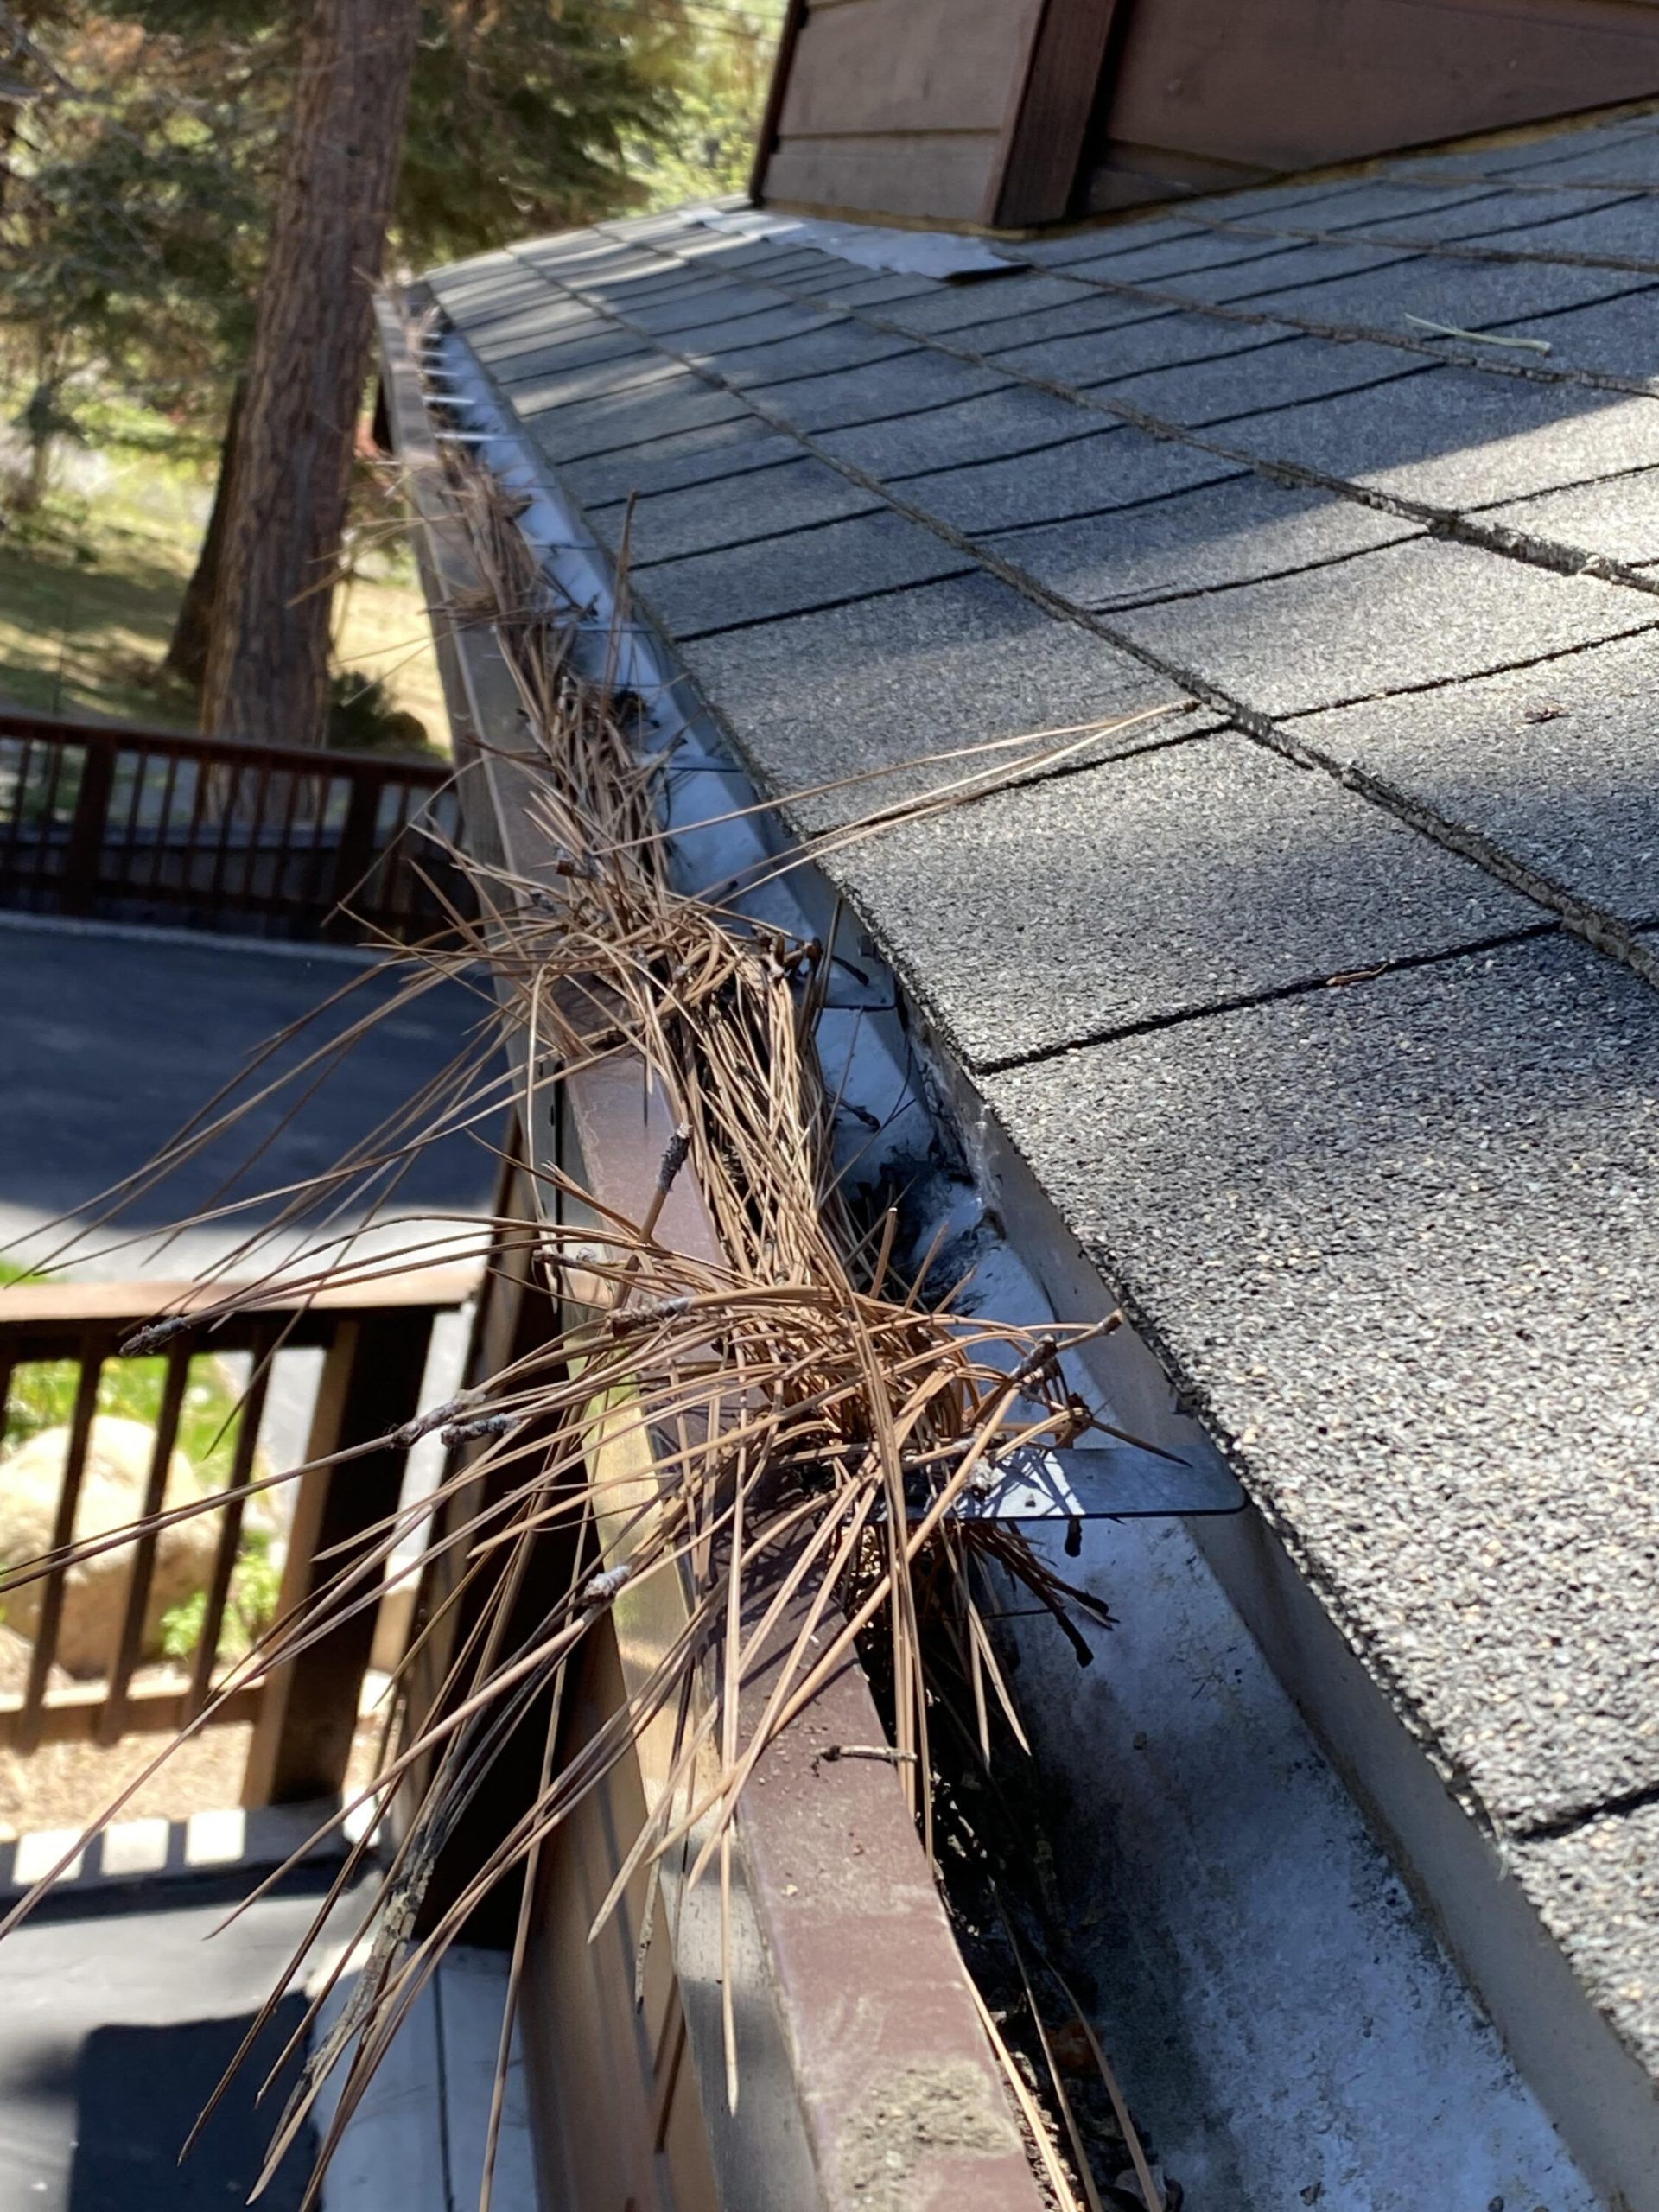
[
  {"x1": 1484, "y1": 467, "x2": 1659, "y2": 562},
  {"x1": 671, "y1": 303, "x2": 842, "y2": 354},
  {"x1": 1110, "y1": 537, "x2": 1653, "y2": 715},
  {"x1": 487, "y1": 333, "x2": 655, "y2": 384},
  {"x1": 983, "y1": 934, "x2": 1659, "y2": 1831},
  {"x1": 467, "y1": 304, "x2": 617, "y2": 358},
  {"x1": 985, "y1": 477, "x2": 1419, "y2": 609},
  {"x1": 1484, "y1": 130, "x2": 1659, "y2": 190},
  {"x1": 1095, "y1": 334, "x2": 1427, "y2": 428},
  {"x1": 1238, "y1": 254, "x2": 1648, "y2": 339},
  {"x1": 1293, "y1": 634, "x2": 1659, "y2": 920},
  {"x1": 1222, "y1": 369, "x2": 1659, "y2": 508},
  {"x1": 876, "y1": 271, "x2": 1094, "y2": 335},
  {"x1": 1516, "y1": 1810, "x2": 1659, "y2": 2080},
  {"x1": 619, "y1": 287, "x2": 803, "y2": 339},
  {"x1": 1161, "y1": 239, "x2": 1416, "y2": 305},
  {"x1": 818, "y1": 272, "x2": 948, "y2": 306},
  {"x1": 830, "y1": 728, "x2": 1530, "y2": 1063},
  {"x1": 678, "y1": 571, "x2": 1196, "y2": 827},
  {"x1": 614, "y1": 455, "x2": 883, "y2": 567},
  {"x1": 560, "y1": 419, "x2": 799, "y2": 507},
  {"x1": 897, "y1": 427, "x2": 1245, "y2": 536},
  {"x1": 945, "y1": 292, "x2": 1168, "y2": 358},
  {"x1": 524, "y1": 376, "x2": 749, "y2": 462},
  {"x1": 1456, "y1": 287, "x2": 1659, "y2": 384},
  {"x1": 743, "y1": 352, "x2": 1007, "y2": 431},
  {"x1": 819, "y1": 385, "x2": 1104, "y2": 479},
  {"x1": 494, "y1": 353, "x2": 680, "y2": 413},
  {"x1": 712, "y1": 323, "x2": 918, "y2": 386},
  {"x1": 632, "y1": 509, "x2": 972, "y2": 638},
  {"x1": 987, "y1": 315, "x2": 1284, "y2": 389},
  {"x1": 1356, "y1": 187, "x2": 1642, "y2": 247},
  {"x1": 1262, "y1": 181, "x2": 1506, "y2": 232},
  {"x1": 1062, "y1": 228, "x2": 1319, "y2": 289},
  {"x1": 1459, "y1": 199, "x2": 1659, "y2": 261},
  {"x1": 1023, "y1": 216, "x2": 1223, "y2": 267}
]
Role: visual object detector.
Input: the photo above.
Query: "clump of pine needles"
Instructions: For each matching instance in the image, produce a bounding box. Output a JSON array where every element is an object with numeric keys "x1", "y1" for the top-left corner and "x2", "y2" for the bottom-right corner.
[{"x1": 0, "y1": 420, "x2": 1166, "y2": 2212}]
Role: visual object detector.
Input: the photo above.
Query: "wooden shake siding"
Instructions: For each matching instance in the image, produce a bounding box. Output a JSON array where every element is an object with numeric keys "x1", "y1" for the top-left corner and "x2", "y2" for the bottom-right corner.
[
  {"x1": 754, "y1": 0, "x2": 1659, "y2": 231},
  {"x1": 1087, "y1": 0, "x2": 1659, "y2": 211},
  {"x1": 759, "y1": 0, "x2": 1046, "y2": 224}
]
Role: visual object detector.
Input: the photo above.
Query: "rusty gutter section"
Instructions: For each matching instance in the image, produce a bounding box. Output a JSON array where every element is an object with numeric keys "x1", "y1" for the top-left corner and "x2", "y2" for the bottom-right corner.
[{"x1": 374, "y1": 293, "x2": 1047, "y2": 2212}]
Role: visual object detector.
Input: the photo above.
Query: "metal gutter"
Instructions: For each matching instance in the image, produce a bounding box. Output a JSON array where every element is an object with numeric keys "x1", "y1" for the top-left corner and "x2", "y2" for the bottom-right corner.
[
  {"x1": 378, "y1": 289, "x2": 1621, "y2": 2212},
  {"x1": 374, "y1": 294, "x2": 1047, "y2": 2212}
]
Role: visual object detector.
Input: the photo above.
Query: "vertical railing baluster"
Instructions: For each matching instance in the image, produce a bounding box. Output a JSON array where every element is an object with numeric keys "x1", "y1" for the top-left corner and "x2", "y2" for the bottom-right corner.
[
  {"x1": 18, "y1": 1335, "x2": 105, "y2": 1750},
  {"x1": 179, "y1": 748, "x2": 212, "y2": 906},
  {"x1": 239, "y1": 761, "x2": 273, "y2": 909},
  {"x1": 112, "y1": 740, "x2": 146, "y2": 891},
  {"x1": 98, "y1": 1343, "x2": 191, "y2": 1745},
  {"x1": 149, "y1": 745, "x2": 182, "y2": 891},
  {"x1": 390, "y1": 779, "x2": 421, "y2": 930},
  {"x1": 37, "y1": 736, "x2": 70, "y2": 896},
  {"x1": 207, "y1": 747, "x2": 244, "y2": 903},
  {"x1": 242, "y1": 1306, "x2": 434, "y2": 1806},
  {"x1": 326, "y1": 768, "x2": 385, "y2": 940},
  {"x1": 271, "y1": 766, "x2": 305, "y2": 933},
  {"x1": 0, "y1": 735, "x2": 24, "y2": 880},
  {"x1": 188, "y1": 1323, "x2": 276, "y2": 1719},
  {"x1": 60, "y1": 733, "x2": 113, "y2": 916}
]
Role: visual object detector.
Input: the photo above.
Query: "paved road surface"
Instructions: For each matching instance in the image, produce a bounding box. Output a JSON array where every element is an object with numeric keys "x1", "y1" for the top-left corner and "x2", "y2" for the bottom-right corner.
[
  {"x1": 0, "y1": 917, "x2": 498, "y2": 1282},
  {"x1": 0, "y1": 1872, "x2": 337, "y2": 2210}
]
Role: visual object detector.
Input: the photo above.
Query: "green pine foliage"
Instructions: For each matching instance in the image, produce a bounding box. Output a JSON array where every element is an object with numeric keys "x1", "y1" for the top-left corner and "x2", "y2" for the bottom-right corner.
[{"x1": 3, "y1": 1, "x2": 779, "y2": 438}]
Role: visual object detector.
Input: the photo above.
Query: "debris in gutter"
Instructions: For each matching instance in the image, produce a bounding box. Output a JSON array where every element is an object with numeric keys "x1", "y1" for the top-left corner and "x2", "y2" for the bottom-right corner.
[{"x1": 0, "y1": 394, "x2": 1173, "y2": 2210}]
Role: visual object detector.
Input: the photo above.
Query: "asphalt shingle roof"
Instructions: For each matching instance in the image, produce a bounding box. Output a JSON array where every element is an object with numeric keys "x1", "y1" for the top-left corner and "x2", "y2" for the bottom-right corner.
[{"x1": 423, "y1": 105, "x2": 1659, "y2": 2074}]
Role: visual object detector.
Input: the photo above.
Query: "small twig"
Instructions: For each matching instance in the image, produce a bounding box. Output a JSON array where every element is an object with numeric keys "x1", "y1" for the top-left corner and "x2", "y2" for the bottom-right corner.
[
  {"x1": 814, "y1": 1742, "x2": 918, "y2": 1768},
  {"x1": 1402, "y1": 314, "x2": 1552, "y2": 352}
]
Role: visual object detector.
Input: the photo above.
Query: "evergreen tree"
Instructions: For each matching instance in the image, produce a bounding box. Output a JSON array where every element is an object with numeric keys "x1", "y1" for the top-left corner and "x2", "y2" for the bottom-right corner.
[
  {"x1": 0, "y1": 2, "x2": 779, "y2": 731},
  {"x1": 200, "y1": 0, "x2": 423, "y2": 750}
]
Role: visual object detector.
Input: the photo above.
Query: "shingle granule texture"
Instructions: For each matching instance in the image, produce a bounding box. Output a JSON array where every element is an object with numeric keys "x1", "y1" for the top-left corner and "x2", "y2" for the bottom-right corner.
[
  {"x1": 1110, "y1": 537, "x2": 1655, "y2": 716},
  {"x1": 827, "y1": 730, "x2": 1531, "y2": 1064},
  {"x1": 1294, "y1": 635, "x2": 1659, "y2": 919},
  {"x1": 677, "y1": 572, "x2": 1197, "y2": 828},
  {"x1": 983, "y1": 936, "x2": 1659, "y2": 1832}
]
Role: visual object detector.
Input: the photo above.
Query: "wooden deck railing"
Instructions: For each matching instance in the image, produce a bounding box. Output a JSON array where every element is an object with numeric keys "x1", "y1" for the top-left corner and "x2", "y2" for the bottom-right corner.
[
  {"x1": 0, "y1": 708, "x2": 465, "y2": 942},
  {"x1": 0, "y1": 1269, "x2": 474, "y2": 1805}
]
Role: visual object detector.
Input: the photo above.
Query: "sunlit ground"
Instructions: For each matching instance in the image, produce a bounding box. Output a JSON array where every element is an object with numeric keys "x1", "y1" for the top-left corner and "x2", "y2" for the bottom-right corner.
[{"x1": 0, "y1": 401, "x2": 448, "y2": 747}]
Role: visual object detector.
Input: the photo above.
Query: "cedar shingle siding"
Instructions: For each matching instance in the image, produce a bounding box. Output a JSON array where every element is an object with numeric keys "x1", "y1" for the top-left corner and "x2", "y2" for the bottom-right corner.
[{"x1": 753, "y1": 0, "x2": 1659, "y2": 230}]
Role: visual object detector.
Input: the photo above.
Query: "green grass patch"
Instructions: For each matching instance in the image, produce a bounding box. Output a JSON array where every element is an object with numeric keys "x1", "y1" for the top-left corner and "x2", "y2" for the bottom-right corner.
[
  {"x1": 2, "y1": 1348, "x2": 248, "y2": 1491},
  {"x1": 0, "y1": 1267, "x2": 278, "y2": 1662},
  {"x1": 1, "y1": 390, "x2": 448, "y2": 744}
]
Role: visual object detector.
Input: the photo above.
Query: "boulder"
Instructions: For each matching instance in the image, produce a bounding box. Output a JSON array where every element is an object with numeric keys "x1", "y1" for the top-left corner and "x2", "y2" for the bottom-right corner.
[
  {"x1": 0, "y1": 1624, "x2": 68, "y2": 1700},
  {"x1": 0, "y1": 1416, "x2": 219, "y2": 1678}
]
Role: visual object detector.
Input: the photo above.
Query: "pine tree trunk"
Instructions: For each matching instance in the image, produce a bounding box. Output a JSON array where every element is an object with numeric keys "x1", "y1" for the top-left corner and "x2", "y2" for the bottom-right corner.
[
  {"x1": 163, "y1": 377, "x2": 246, "y2": 696},
  {"x1": 201, "y1": 0, "x2": 423, "y2": 747}
]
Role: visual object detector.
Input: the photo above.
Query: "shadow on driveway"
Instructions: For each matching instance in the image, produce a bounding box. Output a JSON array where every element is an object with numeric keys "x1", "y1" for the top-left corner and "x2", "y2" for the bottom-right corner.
[{"x1": 0, "y1": 918, "x2": 499, "y2": 1274}]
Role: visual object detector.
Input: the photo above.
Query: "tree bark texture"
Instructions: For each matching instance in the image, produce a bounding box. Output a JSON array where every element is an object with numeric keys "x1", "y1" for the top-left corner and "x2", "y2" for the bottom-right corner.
[
  {"x1": 164, "y1": 375, "x2": 246, "y2": 695},
  {"x1": 201, "y1": 0, "x2": 422, "y2": 747}
]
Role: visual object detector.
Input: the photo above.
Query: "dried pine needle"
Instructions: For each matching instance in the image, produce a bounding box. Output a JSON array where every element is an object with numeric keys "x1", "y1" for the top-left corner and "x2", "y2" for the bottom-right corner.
[{"x1": 0, "y1": 423, "x2": 1141, "y2": 2209}]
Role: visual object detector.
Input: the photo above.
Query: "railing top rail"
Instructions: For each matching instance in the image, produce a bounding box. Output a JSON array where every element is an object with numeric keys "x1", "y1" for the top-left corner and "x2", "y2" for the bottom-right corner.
[
  {"x1": 0, "y1": 705, "x2": 453, "y2": 785},
  {"x1": 0, "y1": 1267, "x2": 480, "y2": 1336}
]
